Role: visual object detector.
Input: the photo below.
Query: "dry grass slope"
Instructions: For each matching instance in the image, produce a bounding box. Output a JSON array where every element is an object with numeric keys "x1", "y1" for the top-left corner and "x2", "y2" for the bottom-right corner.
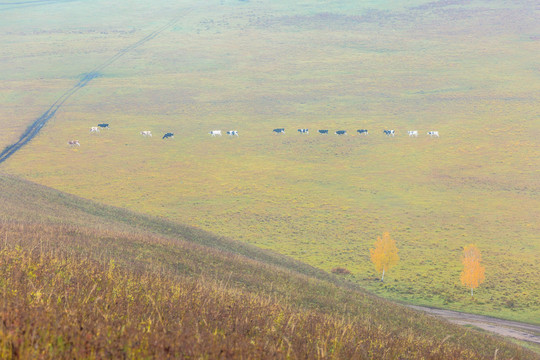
[
  {"x1": 1, "y1": 0, "x2": 537, "y2": 323},
  {"x1": 0, "y1": 174, "x2": 537, "y2": 359}
]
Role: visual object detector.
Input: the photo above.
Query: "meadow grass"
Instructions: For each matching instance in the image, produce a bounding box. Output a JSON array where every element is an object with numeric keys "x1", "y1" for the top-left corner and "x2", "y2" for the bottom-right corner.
[
  {"x1": 0, "y1": 0, "x2": 538, "y2": 323},
  {"x1": 0, "y1": 174, "x2": 537, "y2": 359}
]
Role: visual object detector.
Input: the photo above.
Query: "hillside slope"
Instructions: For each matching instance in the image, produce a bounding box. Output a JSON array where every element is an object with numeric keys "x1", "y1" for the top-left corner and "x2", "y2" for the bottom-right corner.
[
  {"x1": 0, "y1": 174, "x2": 537, "y2": 359},
  {"x1": 1, "y1": 0, "x2": 537, "y2": 322}
]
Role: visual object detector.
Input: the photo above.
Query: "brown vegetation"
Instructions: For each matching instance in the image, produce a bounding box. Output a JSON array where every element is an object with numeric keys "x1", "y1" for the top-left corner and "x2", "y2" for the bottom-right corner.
[
  {"x1": 0, "y1": 175, "x2": 536, "y2": 359},
  {"x1": 331, "y1": 267, "x2": 351, "y2": 275}
]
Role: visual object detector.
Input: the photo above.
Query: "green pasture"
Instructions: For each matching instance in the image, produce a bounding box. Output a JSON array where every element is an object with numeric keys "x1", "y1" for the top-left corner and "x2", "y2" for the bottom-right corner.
[{"x1": 1, "y1": 0, "x2": 538, "y2": 323}]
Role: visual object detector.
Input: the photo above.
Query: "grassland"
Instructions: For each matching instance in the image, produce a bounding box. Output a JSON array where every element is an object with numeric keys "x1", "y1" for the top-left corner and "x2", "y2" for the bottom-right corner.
[
  {"x1": 0, "y1": 0, "x2": 539, "y2": 324},
  {"x1": 0, "y1": 174, "x2": 538, "y2": 358}
]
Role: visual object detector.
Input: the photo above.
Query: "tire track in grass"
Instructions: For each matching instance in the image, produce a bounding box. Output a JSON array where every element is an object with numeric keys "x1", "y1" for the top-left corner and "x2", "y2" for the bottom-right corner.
[
  {"x1": 0, "y1": 12, "x2": 190, "y2": 164},
  {"x1": 0, "y1": 0, "x2": 83, "y2": 12},
  {"x1": 0, "y1": 0, "x2": 73, "y2": 3}
]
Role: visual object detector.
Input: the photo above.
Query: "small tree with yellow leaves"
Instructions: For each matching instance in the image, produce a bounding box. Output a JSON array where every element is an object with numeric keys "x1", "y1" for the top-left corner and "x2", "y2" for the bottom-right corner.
[
  {"x1": 370, "y1": 232, "x2": 399, "y2": 282},
  {"x1": 460, "y1": 244, "x2": 485, "y2": 297}
]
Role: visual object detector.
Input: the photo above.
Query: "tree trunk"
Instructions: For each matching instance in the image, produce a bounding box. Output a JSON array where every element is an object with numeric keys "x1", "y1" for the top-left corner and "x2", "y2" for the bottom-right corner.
[
  {"x1": 471, "y1": 287, "x2": 474, "y2": 297},
  {"x1": 381, "y1": 268, "x2": 385, "y2": 282}
]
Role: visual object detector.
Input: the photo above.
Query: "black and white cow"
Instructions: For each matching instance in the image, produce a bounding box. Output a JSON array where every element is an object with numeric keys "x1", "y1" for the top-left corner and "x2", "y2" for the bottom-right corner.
[
  {"x1": 273, "y1": 128, "x2": 285, "y2": 134},
  {"x1": 357, "y1": 129, "x2": 368, "y2": 135},
  {"x1": 297, "y1": 128, "x2": 309, "y2": 134},
  {"x1": 209, "y1": 130, "x2": 222, "y2": 136},
  {"x1": 162, "y1": 132, "x2": 174, "y2": 139},
  {"x1": 318, "y1": 130, "x2": 329, "y2": 135},
  {"x1": 68, "y1": 140, "x2": 80, "y2": 147},
  {"x1": 227, "y1": 130, "x2": 239, "y2": 136},
  {"x1": 141, "y1": 131, "x2": 152, "y2": 137},
  {"x1": 335, "y1": 130, "x2": 347, "y2": 135},
  {"x1": 427, "y1": 131, "x2": 439, "y2": 137},
  {"x1": 383, "y1": 130, "x2": 395, "y2": 136},
  {"x1": 98, "y1": 123, "x2": 109, "y2": 129}
]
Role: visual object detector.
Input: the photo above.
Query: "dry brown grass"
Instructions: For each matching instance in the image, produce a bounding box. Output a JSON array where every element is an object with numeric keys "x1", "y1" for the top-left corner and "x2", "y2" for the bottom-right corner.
[
  {"x1": 0, "y1": 220, "x2": 536, "y2": 359},
  {"x1": 0, "y1": 175, "x2": 536, "y2": 359}
]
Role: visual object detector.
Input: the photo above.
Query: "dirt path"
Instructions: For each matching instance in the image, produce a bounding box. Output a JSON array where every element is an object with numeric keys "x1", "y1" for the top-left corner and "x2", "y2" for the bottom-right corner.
[
  {"x1": 409, "y1": 305, "x2": 540, "y2": 345},
  {"x1": 0, "y1": 10, "x2": 191, "y2": 164}
]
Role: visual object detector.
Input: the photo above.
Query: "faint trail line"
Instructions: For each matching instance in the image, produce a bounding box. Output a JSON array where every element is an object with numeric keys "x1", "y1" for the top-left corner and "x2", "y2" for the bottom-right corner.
[
  {"x1": 0, "y1": 12, "x2": 189, "y2": 164},
  {"x1": 0, "y1": 0, "x2": 81, "y2": 12}
]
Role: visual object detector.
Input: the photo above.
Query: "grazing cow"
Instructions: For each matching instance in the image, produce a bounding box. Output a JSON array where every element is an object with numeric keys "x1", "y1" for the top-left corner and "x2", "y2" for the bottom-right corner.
[
  {"x1": 357, "y1": 129, "x2": 368, "y2": 135},
  {"x1": 335, "y1": 130, "x2": 347, "y2": 135},
  {"x1": 227, "y1": 130, "x2": 239, "y2": 136},
  {"x1": 97, "y1": 123, "x2": 109, "y2": 129},
  {"x1": 383, "y1": 130, "x2": 395, "y2": 136},
  {"x1": 427, "y1": 131, "x2": 439, "y2": 137},
  {"x1": 140, "y1": 131, "x2": 152, "y2": 137},
  {"x1": 273, "y1": 128, "x2": 285, "y2": 134},
  {"x1": 68, "y1": 140, "x2": 80, "y2": 147},
  {"x1": 209, "y1": 130, "x2": 222, "y2": 136},
  {"x1": 90, "y1": 127, "x2": 100, "y2": 133},
  {"x1": 162, "y1": 132, "x2": 174, "y2": 139},
  {"x1": 318, "y1": 130, "x2": 329, "y2": 135},
  {"x1": 297, "y1": 128, "x2": 309, "y2": 134},
  {"x1": 408, "y1": 130, "x2": 418, "y2": 137}
]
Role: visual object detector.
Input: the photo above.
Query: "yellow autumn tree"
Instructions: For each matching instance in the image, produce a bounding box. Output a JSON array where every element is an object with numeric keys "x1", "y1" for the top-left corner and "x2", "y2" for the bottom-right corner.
[
  {"x1": 460, "y1": 244, "x2": 485, "y2": 297},
  {"x1": 370, "y1": 232, "x2": 399, "y2": 282}
]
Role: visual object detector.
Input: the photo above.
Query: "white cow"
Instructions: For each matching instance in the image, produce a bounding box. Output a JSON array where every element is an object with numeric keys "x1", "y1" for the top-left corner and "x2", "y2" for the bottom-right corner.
[
  {"x1": 427, "y1": 131, "x2": 439, "y2": 137},
  {"x1": 227, "y1": 130, "x2": 239, "y2": 136},
  {"x1": 209, "y1": 130, "x2": 222, "y2": 136},
  {"x1": 68, "y1": 140, "x2": 80, "y2": 147},
  {"x1": 90, "y1": 127, "x2": 100, "y2": 133},
  {"x1": 408, "y1": 130, "x2": 418, "y2": 137},
  {"x1": 140, "y1": 131, "x2": 152, "y2": 137}
]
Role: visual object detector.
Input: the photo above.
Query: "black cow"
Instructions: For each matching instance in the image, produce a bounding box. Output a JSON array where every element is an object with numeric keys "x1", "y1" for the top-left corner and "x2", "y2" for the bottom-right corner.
[
  {"x1": 318, "y1": 130, "x2": 329, "y2": 134},
  {"x1": 357, "y1": 129, "x2": 368, "y2": 135},
  {"x1": 162, "y1": 132, "x2": 174, "y2": 139},
  {"x1": 273, "y1": 128, "x2": 285, "y2": 134},
  {"x1": 335, "y1": 130, "x2": 347, "y2": 135},
  {"x1": 97, "y1": 123, "x2": 109, "y2": 129}
]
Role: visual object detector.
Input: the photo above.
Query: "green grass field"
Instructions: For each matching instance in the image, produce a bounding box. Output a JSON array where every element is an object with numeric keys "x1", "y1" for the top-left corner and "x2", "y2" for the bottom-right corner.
[{"x1": 1, "y1": 0, "x2": 538, "y2": 323}]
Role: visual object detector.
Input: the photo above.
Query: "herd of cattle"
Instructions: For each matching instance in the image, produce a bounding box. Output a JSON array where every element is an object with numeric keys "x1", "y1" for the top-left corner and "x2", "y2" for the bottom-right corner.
[
  {"x1": 68, "y1": 124, "x2": 439, "y2": 146},
  {"x1": 210, "y1": 128, "x2": 439, "y2": 137},
  {"x1": 272, "y1": 128, "x2": 439, "y2": 137}
]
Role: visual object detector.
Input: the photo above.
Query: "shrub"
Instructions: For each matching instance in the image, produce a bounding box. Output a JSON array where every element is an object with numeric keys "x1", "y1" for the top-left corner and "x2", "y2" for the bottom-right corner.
[{"x1": 331, "y1": 267, "x2": 351, "y2": 275}]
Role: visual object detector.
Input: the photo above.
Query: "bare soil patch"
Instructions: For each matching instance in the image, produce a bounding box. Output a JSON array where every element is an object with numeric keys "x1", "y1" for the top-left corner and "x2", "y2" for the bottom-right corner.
[{"x1": 409, "y1": 305, "x2": 540, "y2": 345}]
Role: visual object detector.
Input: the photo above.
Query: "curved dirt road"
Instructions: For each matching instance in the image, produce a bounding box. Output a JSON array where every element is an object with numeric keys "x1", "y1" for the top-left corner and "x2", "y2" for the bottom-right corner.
[{"x1": 409, "y1": 305, "x2": 540, "y2": 345}]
